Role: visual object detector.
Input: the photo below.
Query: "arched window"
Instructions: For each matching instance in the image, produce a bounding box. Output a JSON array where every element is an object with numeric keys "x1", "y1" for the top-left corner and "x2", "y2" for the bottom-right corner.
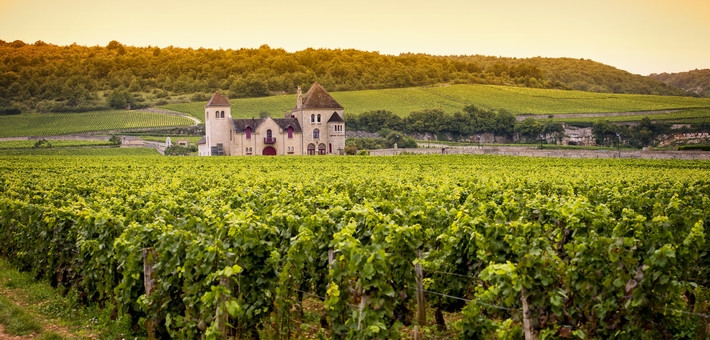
[
  {"x1": 215, "y1": 111, "x2": 219, "y2": 118},
  {"x1": 311, "y1": 114, "x2": 315, "y2": 123},
  {"x1": 313, "y1": 129, "x2": 319, "y2": 139},
  {"x1": 287, "y1": 126, "x2": 293, "y2": 139},
  {"x1": 318, "y1": 143, "x2": 326, "y2": 155},
  {"x1": 220, "y1": 111, "x2": 225, "y2": 118},
  {"x1": 317, "y1": 114, "x2": 321, "y2": 122},
  {"x1": 245, "y1": 126, "x2": 252, "y2": 139},
  {"x1": 307, "y1": 143, "x2": 316, "y2": 155},
  {"x1": 266, "y1": 129, "x2": 272, "y2": 138}
]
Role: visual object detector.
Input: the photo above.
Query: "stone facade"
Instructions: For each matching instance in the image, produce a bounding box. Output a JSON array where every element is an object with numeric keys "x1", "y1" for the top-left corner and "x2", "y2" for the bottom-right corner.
[{"x1": 198, "y1": 82, "x2": 345, "y2": 156}]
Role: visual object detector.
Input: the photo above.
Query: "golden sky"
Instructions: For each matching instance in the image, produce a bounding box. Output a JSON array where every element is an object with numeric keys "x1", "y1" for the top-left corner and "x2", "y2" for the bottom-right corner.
[{"x1": 1, "y1": 0, "x2": 708, "y2": 75}]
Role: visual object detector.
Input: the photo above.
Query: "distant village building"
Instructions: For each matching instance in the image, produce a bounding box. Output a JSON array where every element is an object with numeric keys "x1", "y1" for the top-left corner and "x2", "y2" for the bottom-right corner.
[
  {"x1": 120, "y1": 136, "x2": 143, "y2": 147},
  {"x1": 198, "y1": 82, "x2": 345, "y2": 156}
]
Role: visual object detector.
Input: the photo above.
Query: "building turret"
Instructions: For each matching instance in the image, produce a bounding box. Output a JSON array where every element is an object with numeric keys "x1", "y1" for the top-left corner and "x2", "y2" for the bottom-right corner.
[{"x1": 204, "y1": 91, "x2": 232, "y2": 156}]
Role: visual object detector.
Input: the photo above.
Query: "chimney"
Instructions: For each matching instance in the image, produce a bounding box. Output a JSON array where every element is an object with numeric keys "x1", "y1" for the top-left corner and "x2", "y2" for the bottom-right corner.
[{"x1": 296, "y1": 86, "x2": 302, "y2": 109}]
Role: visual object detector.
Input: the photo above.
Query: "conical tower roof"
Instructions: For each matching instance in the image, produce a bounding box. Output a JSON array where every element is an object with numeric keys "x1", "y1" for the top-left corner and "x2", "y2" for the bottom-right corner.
[
  {"x1": 206, "y1": 91, "x2": 230, "y2": 107},
  {"x1": 300, "y1": 82, "x2": 343, "y2": 109}
]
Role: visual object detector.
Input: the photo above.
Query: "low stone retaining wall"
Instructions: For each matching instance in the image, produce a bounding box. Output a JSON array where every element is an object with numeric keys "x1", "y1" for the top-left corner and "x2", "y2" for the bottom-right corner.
[{"x1": 369, "y1": 146, "x2": 710, "y2": 160}]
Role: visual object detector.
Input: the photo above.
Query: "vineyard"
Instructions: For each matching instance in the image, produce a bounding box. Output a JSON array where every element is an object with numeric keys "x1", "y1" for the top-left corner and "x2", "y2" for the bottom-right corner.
[
  {"x1": 164, "y1": 84, "x2": 710, "y2": 122},
  {"x1": 0, "y1": 155, "x2": 708, "y2": 339},
  {"x1": 0, "y1": 110, "x2": 194, "y2": 138}
]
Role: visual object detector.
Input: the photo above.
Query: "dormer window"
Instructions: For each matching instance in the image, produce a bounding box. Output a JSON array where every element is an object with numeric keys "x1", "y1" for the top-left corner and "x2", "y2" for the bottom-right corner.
[
  {"x1": 245, "y1": 126, "x2": 252, "y2": 139},
  {"x1": 287, "y1": 126, "x2": 293, "y2": 139}
]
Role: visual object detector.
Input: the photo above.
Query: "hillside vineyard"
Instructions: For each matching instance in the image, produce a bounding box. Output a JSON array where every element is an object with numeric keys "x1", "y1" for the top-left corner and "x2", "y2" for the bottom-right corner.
[{"x1": 0, "y1": 155, "x2": 708, "y2": 338}]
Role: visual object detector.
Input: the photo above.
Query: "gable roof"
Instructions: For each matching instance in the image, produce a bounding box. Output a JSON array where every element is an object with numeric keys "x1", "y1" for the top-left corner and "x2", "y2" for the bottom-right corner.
[
  {"x1": 273, "y1": 118, "x2": 302, "y2": 133},
  {"x1": 197, "y1": 136, "x2": 206, "y2": 144},
  {"x1": 232, "y1": 118, "x2": 266, "y2": 131},
  {"x1": 231, "y1": 117, "x2": 302, "y2": 134},
  {"x1": 206, "y1": 91, "x2": 230, "y2": 107},
  {"x1": 327, "y1": 112, "x2": 344, "y2": 123},
  {"x1": 299, "y1": 82, "x2": 343, "y2": 109}
]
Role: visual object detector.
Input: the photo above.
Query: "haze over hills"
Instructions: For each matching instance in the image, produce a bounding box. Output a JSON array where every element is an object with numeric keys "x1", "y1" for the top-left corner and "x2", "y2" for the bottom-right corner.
[
  {"x1": 649, "y1": 69, "x2": 710, "y2": 98},
  {"x1": 0, "y1": 40, "x2": 698, "y2": 115}
]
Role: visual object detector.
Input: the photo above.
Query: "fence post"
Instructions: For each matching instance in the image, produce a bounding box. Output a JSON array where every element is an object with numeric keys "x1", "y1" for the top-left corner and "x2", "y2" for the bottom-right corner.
[{"x1": 142, "y1": 247, "x2": 157, "y2": 340}]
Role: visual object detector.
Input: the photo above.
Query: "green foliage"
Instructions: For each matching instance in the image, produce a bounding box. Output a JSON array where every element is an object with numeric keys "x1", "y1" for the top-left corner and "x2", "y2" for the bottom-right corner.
[
  {"x1": 109, "y1": 134, "x2": 121, "y2": 145},
  {"x1": 0, "y1": 40, "x2": 695, "y2": 114},
  {"x1": 514, "y1": 118, "x2": 544, "y2": 142},
  {"x1": 678, "y1": 144, "x2": 710, "y2": 151},
  {"x1": 107, "y1": 88, "x2": 134, "y2": 109},
  {"x1": 0, "y1": 155, "x2": 709, "y2": 338},
  {"x1": 650, "y1": 69, "x2": 710, "y2": 97},
  {"x1": 164, "y1": 145, "x2": 194, "y2": 156},
  {"x1": 32, "y1": 139, "x2": 52, "y2": 148},
  {"x1": 345, "y1": 132, "x2": 417, "y2": 151},
  {"x1": 593, "y1": 118, "x2": 670, "y2": 148}
]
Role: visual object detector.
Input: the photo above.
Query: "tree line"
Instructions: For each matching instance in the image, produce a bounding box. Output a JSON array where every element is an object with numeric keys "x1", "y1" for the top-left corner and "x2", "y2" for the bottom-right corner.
[
  {"x1": 0, "y1": 39, "x2": 687, "y2": 113},
  {"x1": 346, "y1": 106, "x2": 565, "y2": 143},
  {"x1": 347, "y1": 108, "x2": 690, "y2": 149}
]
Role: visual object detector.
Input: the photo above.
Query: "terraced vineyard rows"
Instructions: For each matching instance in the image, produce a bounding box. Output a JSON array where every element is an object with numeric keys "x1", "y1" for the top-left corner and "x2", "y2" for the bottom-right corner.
[
  {"x1": 165, "y1": 84, "x2": 710, "y2": 122},
  {"x1": 0, "y1": 155, "x2": 708, "y2": 338},
  {"x1": 0, "y1": 110, "x2": 194, "y2": 137}
]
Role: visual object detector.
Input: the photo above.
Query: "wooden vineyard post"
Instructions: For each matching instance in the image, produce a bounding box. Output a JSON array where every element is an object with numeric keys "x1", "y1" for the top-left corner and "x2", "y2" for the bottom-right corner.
[
  {"x1": 142, "y1": 247, "x2": 157, "y2": 340},
  {"x1": 521, "y1": 286, "x2": 536, "y2": 340},
  {"x1": 216, "y1": 275, "x2": 230, "y2": 337},
  {"x1": 414, "y1": 250, "x2": 425, "y2": 340}
]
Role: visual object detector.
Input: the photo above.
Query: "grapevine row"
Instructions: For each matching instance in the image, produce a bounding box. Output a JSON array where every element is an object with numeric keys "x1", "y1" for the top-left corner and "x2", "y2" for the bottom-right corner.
[{"x1": 0, "y1": 155, "x2": 708, "y2": 338}]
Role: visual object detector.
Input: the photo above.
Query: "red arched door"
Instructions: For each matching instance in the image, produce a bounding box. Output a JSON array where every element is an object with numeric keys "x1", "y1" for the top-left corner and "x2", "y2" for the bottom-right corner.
[{"x1": 262, "y1": 146, "x2": 277, "y2": 155}]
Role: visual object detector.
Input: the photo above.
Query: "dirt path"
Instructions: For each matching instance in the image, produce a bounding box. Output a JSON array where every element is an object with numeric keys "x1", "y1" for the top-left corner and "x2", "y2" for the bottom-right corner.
[
  {"x1": 515, "y1": 109, "x2": 681, "y2": 121},
  {"x1": 0, "y1": 324, "x2": 34, "y2": 340},
  {"x1": 0, "y1": 284, "x2": 83, "y2": 339}
]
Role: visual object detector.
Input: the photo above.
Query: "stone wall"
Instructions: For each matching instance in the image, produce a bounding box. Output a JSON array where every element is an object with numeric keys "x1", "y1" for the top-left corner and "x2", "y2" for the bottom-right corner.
[
  {"x1": 657, "y1": 132, "x2": 710, "y2": 147},
  {"x1": 369, "y1": 146, "x2": 710, "y2": 160}
]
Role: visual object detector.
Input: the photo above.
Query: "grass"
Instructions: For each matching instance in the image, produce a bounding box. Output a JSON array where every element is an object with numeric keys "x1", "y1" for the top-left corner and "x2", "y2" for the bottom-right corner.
[
  {"x1": 0, "y1": 110, "x2": 194, "y2": 138},
  {"x1": 0, "y1": 258, "x2": 133, "y2": 339},
  {"x1": 0, "y1": 295, "x2": 43, "y2": 336},
  {"x1": 0, "y1": 139, "x2": 113, "y2": 149},
  {"x1": 163, "y1": 84, "x2": 710, "y2": 122}
]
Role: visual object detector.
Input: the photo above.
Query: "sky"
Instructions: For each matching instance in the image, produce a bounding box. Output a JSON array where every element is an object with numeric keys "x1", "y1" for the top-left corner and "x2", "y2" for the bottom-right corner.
[{"x1": 0, "y1": 0, "x2": 708, "y2": 75}]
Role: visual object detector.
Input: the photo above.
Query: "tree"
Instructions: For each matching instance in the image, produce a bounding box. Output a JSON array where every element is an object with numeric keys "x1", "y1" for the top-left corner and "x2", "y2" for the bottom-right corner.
[
  {"x1": 107, "y1": 87, "x2": 133, "y2": 109},
  {"x1": 515, "y1": 118, "x2": 544, "y2": 143},
  {"x1": 351, "y1": 110, "x2": 404, "y2": 133},
  {"x1": 543, "y1": 121, "x2": 565, "y2": 144},
  {"x1": 592, "y1": 120, "x2": 619, "y2": 146},
  {"x1": 406, "y1": 109, "x2": 447, "y2": 135},
  {"x1": 493, "y1": 109, "x2": 516, "y2": 136}
]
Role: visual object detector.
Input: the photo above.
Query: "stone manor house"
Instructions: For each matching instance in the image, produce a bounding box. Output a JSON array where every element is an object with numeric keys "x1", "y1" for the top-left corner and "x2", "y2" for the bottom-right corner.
[{"x1": 197, "y1": 82, "x2": 345, "y2": 156}]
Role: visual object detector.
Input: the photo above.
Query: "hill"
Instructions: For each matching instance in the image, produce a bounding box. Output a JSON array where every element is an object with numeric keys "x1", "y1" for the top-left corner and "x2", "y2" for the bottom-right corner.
[
  {"x1": 649, "y1": 69, "x2": 710, "y2": 97},
  {"x1": 165, "y1": 84, "x2": 710, "y2": 123},
  {"x1": 0, "y1": 40, "x2": 687, "y2": 114}
]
